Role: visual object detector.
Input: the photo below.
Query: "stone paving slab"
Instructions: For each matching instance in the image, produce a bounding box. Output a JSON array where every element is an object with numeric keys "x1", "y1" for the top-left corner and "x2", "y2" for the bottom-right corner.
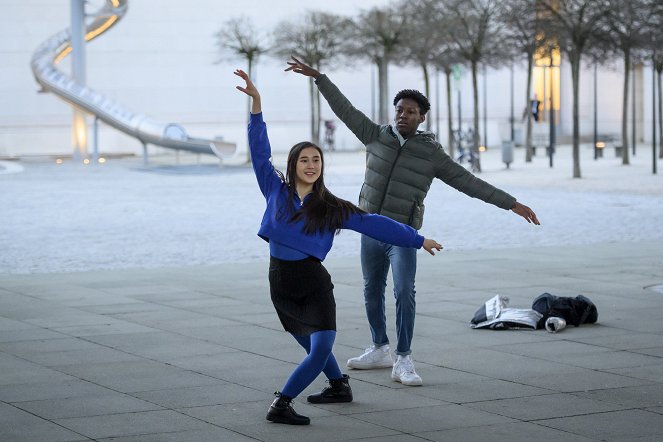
[{"x1": 0, "y1": 240, "x2": 662, "y2": 440}]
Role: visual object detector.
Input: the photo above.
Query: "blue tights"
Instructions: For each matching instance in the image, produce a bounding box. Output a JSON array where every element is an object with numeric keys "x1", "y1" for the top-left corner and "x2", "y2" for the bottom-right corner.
[{"x1": 281, "y1": 330, "x2": 343, "y2": 398}]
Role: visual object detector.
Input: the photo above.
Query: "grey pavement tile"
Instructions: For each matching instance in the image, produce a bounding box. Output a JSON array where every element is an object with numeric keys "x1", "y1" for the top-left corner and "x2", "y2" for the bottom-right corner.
[
  {"x1": 178, "y1": 399, "x2": 335, "y2": 428},
  {"x1": 5, "y1": 346, "x2": 144, "y2": 367},
  {"x1": 78, "y1": 302, "x2": 164, "y2": 315},
  {"x1": 574, "y1": 384, "x2": 663, "y2": 408},
  {"x1": 132, "y1": 383, "x2": 266, "y2": 408},
  {"x1": 541, "y1": 350, "x2": 663, "y2": 370},
  {"x1": 429, "y1": 347, "x2": 586, "y2": 381},
  {"x1": 13, "y1": 392, "x2": 162, "y2": 419},
  {"x1": 52, "y1": 321, "x2": 158, "y2": 337},
  {"x1": 55, "y1": 360, "x2": 220, "y2": 393},
  {"x1": 465, "y1": 392, "x2": 628, "y2": 421},
  {"x1": 129, "y1": 290, "x2": 223, "y2": 302},
  {"x1": 0, "y1": 337, "x2": 100, "y2": 356},
  {"x1": 609, "y1": 436, "x2": 663, "y2": 442},
  {"x1": 490, "y1": 339, "x2": 614, "y2": 359},
  {"x1": 22, "y1": 310, "x2": 113, "y2": 329},
  {"x1": 54, "y1": 410, "x2": 212, "y2": 439},
  {"x1": 348, "y1": 435, "x2": 430, "y2": 442},
  {"x1": 0, "y1": 353, "x2": 75, "y2": 386},
  {"x1": 631, "y1": 347, "x2": 663, "y2": 357},
  {"x1": 535, "y1": 409, "x2": 663, "y2": 440},
  {"x1": 96, "y1": 428, "x2": 257, "y2": 441},
  {"x1": 418, "y1": 421, "x2": 597, "y2": 442},
  {"x1": 352, "y1": 403, "x2": 514, "y2": 433},
  {"x1": 0, "y1": 316, "x2": 44, "y2": 331},
  {"x1": 235, "y1": 414, "x2": 403, "y2": 442},
  {"x1": 606, "y1": 363, "x2": 663, "y2": 383},
  {"x1": 518, "y1": 368, "x2": 650, "y2": 393},
  {"x1": 304, "y1": 381, "x2": 448, "y2": 414},
  {"x1": 0, "y1": 379, "x2": 118, "y2": 403},
  {"x1": 110, "y1": 307, "x2": 224, "y2": 329},
  {"x1": 0, "y1": 402, "x2": 89, "y2": 442},
  {"x1": 184, "y1": 401, "x2": 402, "y2": 442},
  {"x1": 411, "y1": 378, "x2": 551, "y2": 404},
  {"x1": 83, "y1": 331, "x2": 228, "y2": 360},
  {"x1": 0, "y1": 327, "x2": 70, "y2": 343}
]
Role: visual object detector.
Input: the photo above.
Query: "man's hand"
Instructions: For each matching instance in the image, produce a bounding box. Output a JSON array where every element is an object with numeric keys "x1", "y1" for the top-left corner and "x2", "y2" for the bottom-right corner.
[
  {"x1": 422, "y1": 238, "x2": 443, "y2": 256},
  {"x1": 285, "y1": 56, "x2": 321, "y2": 78},
  {"x1": 511, "y1": 202, "x2": 540, "y2": 225}
]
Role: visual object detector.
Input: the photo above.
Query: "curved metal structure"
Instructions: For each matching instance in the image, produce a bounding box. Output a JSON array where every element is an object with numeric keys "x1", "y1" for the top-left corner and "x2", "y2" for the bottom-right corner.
[{"x1": 30, "y1": 0, "x2": 235, "y2": 158}]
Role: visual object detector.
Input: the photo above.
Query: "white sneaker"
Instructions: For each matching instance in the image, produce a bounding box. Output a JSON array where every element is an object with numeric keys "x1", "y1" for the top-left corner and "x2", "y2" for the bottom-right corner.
[
  {"x1": 391, "y1": 355, "x2": 423, "y2": 386},
  {"x1": 346, "y1": 345, "x2": 394, "y2": 369}
]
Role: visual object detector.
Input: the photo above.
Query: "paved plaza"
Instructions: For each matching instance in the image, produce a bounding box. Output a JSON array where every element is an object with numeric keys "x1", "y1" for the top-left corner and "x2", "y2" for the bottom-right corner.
[{"x1": 1, "y1": 145, "x2": 663, "y2": 440}]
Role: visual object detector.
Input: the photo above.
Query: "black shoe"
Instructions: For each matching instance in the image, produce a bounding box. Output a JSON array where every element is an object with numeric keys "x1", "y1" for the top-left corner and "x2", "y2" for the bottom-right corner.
[
  {"x1": 266, "y1": 392, "x2": 310, "y2": 425},
  {"x1": 307, "y1": 374, "x2": 353, "y2": 404}
]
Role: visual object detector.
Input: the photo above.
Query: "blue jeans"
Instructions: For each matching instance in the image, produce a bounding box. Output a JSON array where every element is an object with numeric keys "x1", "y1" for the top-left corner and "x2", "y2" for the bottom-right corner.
[{"x1": 360, "y1": 235, "x2": 417, "y2": 356}]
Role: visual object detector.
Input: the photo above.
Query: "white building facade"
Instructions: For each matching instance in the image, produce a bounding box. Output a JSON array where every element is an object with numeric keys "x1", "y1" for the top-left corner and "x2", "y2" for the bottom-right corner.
[{"x1": 1, "y1": 0, "x2": 658, "y2": 160}]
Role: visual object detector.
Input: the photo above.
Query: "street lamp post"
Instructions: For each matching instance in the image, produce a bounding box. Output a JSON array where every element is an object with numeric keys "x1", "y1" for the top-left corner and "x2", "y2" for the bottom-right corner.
[
  {"x1": 510, "y1": 62, "x2": 515, "y2": 142},
  {"x1": 594, "y1": 63, "x2": 599, "y2": 160},
  {"x1": 653, "y1": 57, "x2": 658, "y2": 175},
  {"x1": 548, "y1": 49, "x2": 556, "y2": 168}
]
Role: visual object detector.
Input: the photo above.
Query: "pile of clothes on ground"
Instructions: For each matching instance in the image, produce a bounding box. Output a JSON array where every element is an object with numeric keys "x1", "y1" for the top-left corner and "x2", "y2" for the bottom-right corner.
[{"x1": 470, "y1": 293, "x2": 598, "y2": 332}]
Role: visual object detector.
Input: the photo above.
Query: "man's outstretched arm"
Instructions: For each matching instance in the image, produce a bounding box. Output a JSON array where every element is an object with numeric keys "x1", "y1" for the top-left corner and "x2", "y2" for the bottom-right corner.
[{"x1": 286, "y1": 57, "x2": 380, "y2": 145}]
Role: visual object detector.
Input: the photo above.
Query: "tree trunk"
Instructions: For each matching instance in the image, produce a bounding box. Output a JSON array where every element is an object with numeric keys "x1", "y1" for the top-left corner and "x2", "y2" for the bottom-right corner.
[
  {"x1": 421, "y1": 62, "x2": 431, "y2": 131},
  {"x1": 525, "y1": 54, "x2": 534, "y2": 162},
  {"x1": 315, "y1": 88, "x2": 321, "y2": 146},
  {"x1": 446, "y1": 69, "x2": 454, "y2": 158},
  {"x1": 377, "y1": 57, "x2": 390, "y2": 123},
  {"x1": 622, "y1": 48, "x2": 631, "y2": 165},
  {"x1": 309, "y1": 77, "x2": 317, "y2": 144},
  {"x1": 471, "y1": 59, "x2": 481, "y2": 172},
  {"x1": 246, "y1": 57, "x2": 254, "y2": 164},
  {"x1": 571, "y1": 55, "x2": 582, "y2": 178},
  {"x1": 658, "y1": 68, "x2": 662, "y2": 159}
]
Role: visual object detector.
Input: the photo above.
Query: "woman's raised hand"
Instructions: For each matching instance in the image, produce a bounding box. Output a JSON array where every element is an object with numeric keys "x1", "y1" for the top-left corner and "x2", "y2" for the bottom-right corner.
[
  {"x1": 422, "y1": 238, "x2": 443, "y2": 256},
  {"x1": 234, "y1": 69, "x2": 259, "y2": 98},
  {"x1": 234, "y1": 69, "x2": 261, "y2": 114}
]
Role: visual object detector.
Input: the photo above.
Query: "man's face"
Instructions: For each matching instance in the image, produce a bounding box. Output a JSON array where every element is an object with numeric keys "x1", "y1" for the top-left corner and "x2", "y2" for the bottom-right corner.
[{"x1": 394, "y1": 98, "x2": 425, "y2": 138}]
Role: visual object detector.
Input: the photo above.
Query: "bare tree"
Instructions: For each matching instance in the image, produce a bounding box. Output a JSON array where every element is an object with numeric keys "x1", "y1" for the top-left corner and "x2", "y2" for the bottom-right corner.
[
  {"x1": 397, "y1": 0, "x2": 446, "y2": 131},
  {"x1": 440, "y1": 0, "x2": 508, "y2": 172},
  {"x1": 646, "y1": 2, "x2": 663, "y2": 159},
  {"x1": 347, "y1": 6, "x2": 406, "y2": 123},
  {"x1": 215, "y1": 16, "x2": 269, "y2": 162},
  {"x1": 539, "y1": 0, "x2": 609, "y2": 178},
  {"x1": 273, "y1": 12, "x2": 351, "y2": 144},
  {"x1": 602, "y1": 0, "x2": 652, "y2": 166},
  {"x1": 498, "y1": 0, "x2": 540, "y2": 162},
  {"x1": 657, "y1": 54, "x2": 663, "y2": 159}
]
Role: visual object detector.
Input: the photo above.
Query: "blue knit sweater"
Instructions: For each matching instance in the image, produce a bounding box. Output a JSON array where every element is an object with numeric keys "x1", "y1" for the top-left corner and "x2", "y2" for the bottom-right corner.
[{"x1": 249, "y1": 112, "x2": 424, "y2": 261}]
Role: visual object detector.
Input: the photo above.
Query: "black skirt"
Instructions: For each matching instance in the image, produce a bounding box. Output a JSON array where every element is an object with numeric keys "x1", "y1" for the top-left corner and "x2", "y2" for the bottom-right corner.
[{"x1": 268, "y1": 256, "x2": 336, "y2": 336}]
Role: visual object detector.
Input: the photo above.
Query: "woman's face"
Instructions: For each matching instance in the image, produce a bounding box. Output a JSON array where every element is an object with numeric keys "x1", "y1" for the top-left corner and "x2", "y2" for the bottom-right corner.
[{"x1": 295, "y1": 146, "x2": 322, "y2": 186}]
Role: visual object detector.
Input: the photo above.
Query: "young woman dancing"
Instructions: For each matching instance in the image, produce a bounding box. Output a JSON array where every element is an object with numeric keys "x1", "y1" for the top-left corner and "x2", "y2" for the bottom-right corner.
[{"x1": 234, "y1": 69, "x2": 443, "y2": 425}]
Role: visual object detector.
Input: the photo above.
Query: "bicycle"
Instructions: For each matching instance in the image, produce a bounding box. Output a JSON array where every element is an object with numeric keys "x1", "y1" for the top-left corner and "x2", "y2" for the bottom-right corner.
[{"x1": 453, "y1": 128, "x2": 481, "y2": 173}]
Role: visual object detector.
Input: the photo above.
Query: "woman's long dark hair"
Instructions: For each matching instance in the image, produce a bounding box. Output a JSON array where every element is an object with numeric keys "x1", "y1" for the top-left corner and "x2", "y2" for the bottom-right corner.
[{"x1": 276, "y1": 141, "x2": 364, "y2": 235}]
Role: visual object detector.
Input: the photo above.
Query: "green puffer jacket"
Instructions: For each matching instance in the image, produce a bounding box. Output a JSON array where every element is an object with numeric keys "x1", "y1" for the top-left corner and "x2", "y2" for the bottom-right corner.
[{"x1": 316, "y1": 74, "x2": 516, "y2": 230}]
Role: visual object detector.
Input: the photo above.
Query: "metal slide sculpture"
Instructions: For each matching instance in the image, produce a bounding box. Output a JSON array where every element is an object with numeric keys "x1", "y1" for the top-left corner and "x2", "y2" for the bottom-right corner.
[{"x1": 30, "y1": 0, "x2": 236, "y2": 158}]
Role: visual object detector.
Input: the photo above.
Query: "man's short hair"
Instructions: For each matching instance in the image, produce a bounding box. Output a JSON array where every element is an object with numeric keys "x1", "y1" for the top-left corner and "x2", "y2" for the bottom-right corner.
[{"x1": 393, "y1": 89, "x2": 431, "y2": 115}]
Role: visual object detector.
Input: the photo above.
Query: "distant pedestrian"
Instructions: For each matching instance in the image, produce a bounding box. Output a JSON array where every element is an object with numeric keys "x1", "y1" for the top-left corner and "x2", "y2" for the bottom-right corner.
[
  {"x1": 530, "y1": 94, "x2": 541, "y2": 122},
  {"x1": 234, "y1": 69, "x2": 443, "y2": 426}
]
